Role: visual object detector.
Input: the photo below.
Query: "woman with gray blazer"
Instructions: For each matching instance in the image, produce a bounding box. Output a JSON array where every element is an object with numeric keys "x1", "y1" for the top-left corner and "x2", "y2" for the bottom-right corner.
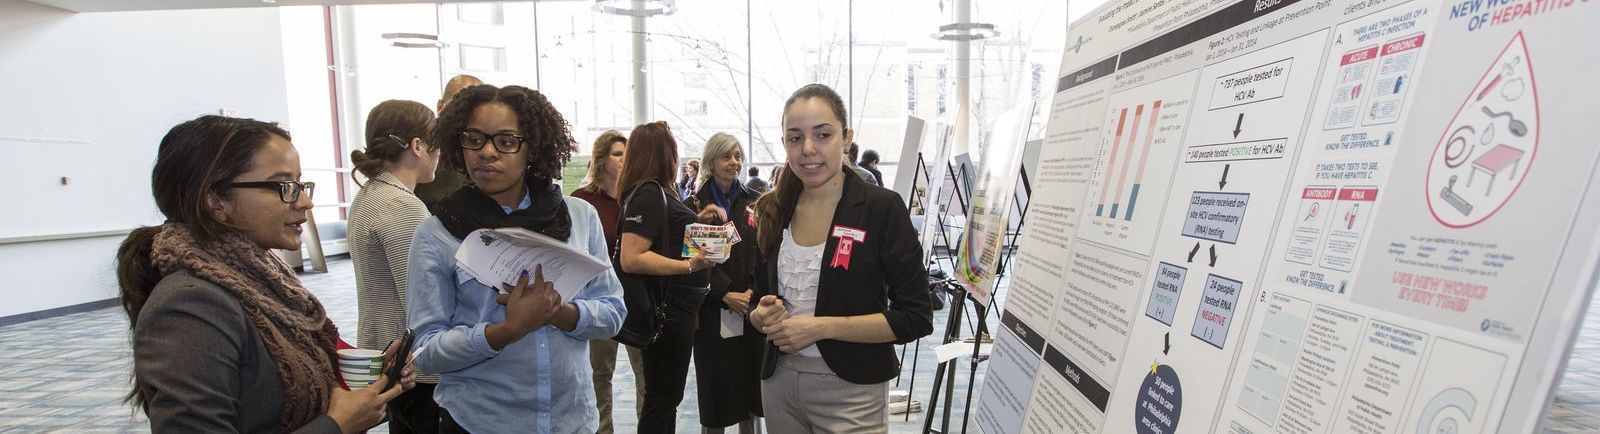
[{"x1": 117, "y1": 116, "x2": 413, "y2": 433}]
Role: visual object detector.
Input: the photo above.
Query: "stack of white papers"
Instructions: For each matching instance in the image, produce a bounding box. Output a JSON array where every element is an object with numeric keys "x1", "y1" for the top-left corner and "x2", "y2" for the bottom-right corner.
[
  {"x1": 454, "y1": 228, "x2": 608, "y2": 302},
  {"x1": 719, "y1": 309, "x2": 744, "y2": 338}
]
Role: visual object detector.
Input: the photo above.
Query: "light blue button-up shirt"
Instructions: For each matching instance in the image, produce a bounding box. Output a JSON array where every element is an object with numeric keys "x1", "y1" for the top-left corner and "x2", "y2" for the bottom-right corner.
[{"x1": 406, "y1": 193, "x2": 625, "y2": 434}]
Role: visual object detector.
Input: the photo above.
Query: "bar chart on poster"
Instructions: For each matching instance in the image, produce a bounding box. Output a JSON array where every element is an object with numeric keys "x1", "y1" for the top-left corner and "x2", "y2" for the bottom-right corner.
[
  {"x1": 972, "y1": 0, "x2": 1600, "y2": 433},
  {"x1": 1078, "y1": 70, "x2": 1196, "y2": 256}
]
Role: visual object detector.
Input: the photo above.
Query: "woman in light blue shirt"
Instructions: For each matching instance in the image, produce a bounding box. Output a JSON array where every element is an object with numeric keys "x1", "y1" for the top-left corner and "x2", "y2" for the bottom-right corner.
[{"x1": 406, "y1": 84, "x2": 625, "y2": 434}]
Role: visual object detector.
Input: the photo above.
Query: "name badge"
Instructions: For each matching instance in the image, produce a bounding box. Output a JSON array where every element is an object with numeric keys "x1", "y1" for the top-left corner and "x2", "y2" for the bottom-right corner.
[{"x1": 830, "y1": 225, "x2": 866, "y2": 270}]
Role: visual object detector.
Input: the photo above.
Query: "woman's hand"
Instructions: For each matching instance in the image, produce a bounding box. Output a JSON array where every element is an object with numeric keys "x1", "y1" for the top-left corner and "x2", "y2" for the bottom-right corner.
[
  {"x1": 381, "y1": 340, "x2": 419, "y2": 392},
  {"x1": 326, "y1": 375, "x2": 404, "y2": 434},
  {"x1": 487, "y1": 265, "x2": 563, "y2": 349},
  {"x1": 499, "y1": 265, "x2": 562, "y2": 333},
  {"x1": 696, "y1": 203, "x2": 728, "y2": 224},
  {"x1": 749, "y1": 295, "x2": 789, "y2": 331},
  {"x1": 686, "y1": 250, "x2": 715, "y2": 275},
  {"x1": 767, "y1": 316, "x2": 831, "y2": 353},
  {"x1": 723, "y1": 289, "x2": 753, "y2": 315}
]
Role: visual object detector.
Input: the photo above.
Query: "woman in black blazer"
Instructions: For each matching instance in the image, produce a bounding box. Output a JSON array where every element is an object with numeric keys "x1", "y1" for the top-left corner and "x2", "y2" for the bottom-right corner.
[{"x1": 749, "y1": 84, "x2": 934, "y2": 432}]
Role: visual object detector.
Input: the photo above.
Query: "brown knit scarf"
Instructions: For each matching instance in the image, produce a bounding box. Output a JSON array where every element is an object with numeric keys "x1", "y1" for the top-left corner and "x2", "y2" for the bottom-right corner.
[{"x1": 150, "y1": 224, "x2": 340, "y2": 431}]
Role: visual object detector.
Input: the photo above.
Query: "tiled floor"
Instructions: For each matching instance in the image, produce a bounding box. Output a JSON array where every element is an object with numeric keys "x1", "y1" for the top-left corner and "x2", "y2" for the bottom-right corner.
[
  {"x1": 0, "y1": 257, "x2": 1596, "y2": 433},
  {"x1": 0, "y1": 258, "x2": 979, "y2": 433}
]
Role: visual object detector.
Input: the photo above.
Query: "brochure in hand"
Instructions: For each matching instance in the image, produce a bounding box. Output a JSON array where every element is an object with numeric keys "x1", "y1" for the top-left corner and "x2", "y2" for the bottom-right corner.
[{"x1": 681, "y1": 222, "x2": 741, "y2": 264}]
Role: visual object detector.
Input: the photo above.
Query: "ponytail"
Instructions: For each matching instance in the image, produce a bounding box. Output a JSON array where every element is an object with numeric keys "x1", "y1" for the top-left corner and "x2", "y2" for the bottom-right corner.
[
  {"x1": 117, "y1": 226, "x2": 164, "y2": 327},
  {"x1": 116, "y1": 225, "x2": 164, "y2": 411},
  {"x1": 356, "y1": 99, "x2": 437, "y2": 186},
  {"x1": 754, "y1": 166, "x2": 803, "y2": 255},
  {"x1": 350, "y1": 150, "x2": 370, "y2": 186}
]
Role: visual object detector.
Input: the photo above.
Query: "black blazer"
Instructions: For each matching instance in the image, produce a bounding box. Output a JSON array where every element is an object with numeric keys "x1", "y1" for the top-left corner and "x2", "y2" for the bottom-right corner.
[{"x1": 753, "y1": 168, "x2": 935, "y2": 384}]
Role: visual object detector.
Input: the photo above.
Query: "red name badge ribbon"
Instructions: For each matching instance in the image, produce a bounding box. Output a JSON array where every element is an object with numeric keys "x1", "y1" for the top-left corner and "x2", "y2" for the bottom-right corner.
[{"x1": 830, "y1": 225, "x2": 866, "y2": 270}]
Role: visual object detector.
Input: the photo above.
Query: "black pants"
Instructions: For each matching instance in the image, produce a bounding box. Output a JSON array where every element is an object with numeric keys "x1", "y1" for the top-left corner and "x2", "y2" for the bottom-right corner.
[
  {"x1": 387, "y1": 382, "x2": 440, "y2": 434},
  {"x1": 440, "y1": 407, "x2": 469, "y2": 434},
  {"x1": 638, "y1": 289, "x2": 705, "y2": 433}
]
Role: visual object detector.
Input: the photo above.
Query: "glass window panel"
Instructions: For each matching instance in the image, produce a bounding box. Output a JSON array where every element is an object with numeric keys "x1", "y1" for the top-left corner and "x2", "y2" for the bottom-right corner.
[
  {"x1": 459, "y1": 44, "x2": 507, "y2": 72},
  {"x1": 535, "y1": 0, "x2": 634, "y2": 159},
  {"x1": 456, "y1": 3, "x2": 504, "y2": 25},
  {"x1": 649, "y1": 0, "x2": 751, "y2": 164},
  {"x1": 749, "y1": 0, "x2": 850, "y2": 165},
  {"x1": 850, "y1": 0, "x2": 945, "y2": 188}
]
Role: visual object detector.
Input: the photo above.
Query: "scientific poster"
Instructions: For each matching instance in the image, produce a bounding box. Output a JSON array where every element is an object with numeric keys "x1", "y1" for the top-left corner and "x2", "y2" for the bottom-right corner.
[{"x1": 973, "y1": 0, "x2": 1600, "y2": 433}]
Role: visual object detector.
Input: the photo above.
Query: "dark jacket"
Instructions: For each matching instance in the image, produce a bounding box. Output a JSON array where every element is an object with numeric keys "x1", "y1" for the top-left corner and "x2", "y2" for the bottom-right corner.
[
  {"x1": 132, "y1": 270, "x2": 342, "y2": 434},
  {"x1": 694, "y1": 179, "x2": 761, "y2": 312},
  {"x1": 691, "y1": 178, "x2": 766, "y2": 425},
  {"x1": 752, "y1": 168, "x2": 934, "y2": 384}
]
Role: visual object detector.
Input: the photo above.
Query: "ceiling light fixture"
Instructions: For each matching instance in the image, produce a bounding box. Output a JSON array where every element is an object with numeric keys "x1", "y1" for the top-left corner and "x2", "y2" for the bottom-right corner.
[
  {"x1": 932, "y1": 22, "x2": 999, "y2": 41},
  {"x1": 592, "y1": 0, "x2": 677, "y2": 17},
  {"x1": 381, "y1": 32, "x2": 445, "y2": 49}
]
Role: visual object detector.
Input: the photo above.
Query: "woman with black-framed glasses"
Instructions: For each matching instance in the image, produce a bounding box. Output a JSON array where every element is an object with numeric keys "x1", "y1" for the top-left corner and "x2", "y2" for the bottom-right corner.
[
  {"x1": 117, "y1": 115, "x2": 414, "y2": 433},
  {"x1": 406, "y1": 84, "x2": 625, "y2": 434},
  {"x1": 219, "y1": 180, "x2": 315, "y2": 203}
]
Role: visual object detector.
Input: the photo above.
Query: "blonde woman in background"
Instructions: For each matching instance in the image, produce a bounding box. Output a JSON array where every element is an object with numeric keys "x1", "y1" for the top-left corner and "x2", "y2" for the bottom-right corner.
[{"x1": 570, "y1": 130, "x2": 648, "y2": 434}]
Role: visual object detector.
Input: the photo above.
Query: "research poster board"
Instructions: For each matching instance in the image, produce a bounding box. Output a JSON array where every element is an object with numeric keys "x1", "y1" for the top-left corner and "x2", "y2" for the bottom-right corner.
[
  {"x1": 956, "y1": 103, "x2": 1035, "y2": 305},
  {"x1": 912, "y1": 121, "x2": 956, "y2": 264},
  {"x1": 974, "y1": 1, "x2": 1600, "y2": 433},
  {"x1": 895, "y1": 115, "x2": 929, "y2": 204}
]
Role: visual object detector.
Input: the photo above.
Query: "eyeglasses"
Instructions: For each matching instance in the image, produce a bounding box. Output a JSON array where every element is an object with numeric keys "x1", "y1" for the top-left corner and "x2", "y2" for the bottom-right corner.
[
  {"x1": 460, "y1": 130, "x2": 527, "y2": 154},
  {"x1": 220, "y1": 180, "x2": 315, "y2": 203}
]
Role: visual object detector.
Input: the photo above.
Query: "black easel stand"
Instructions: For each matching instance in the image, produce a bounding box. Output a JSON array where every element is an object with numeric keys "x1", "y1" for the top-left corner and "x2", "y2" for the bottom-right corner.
[{"x1": 921, "y1": 166, "x2": 1031, "y2": 434}]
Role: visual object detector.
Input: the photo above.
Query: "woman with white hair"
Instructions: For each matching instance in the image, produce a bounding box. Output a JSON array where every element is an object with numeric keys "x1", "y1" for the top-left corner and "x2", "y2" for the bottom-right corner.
[{"x1": 690, "y1": 132, "x2": 764, "y2": 433}]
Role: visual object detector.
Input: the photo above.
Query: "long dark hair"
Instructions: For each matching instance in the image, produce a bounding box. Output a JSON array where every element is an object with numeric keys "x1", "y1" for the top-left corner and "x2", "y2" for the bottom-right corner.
[
  {"x1": 754, "y1": 84, "x2": 848, "y2": 255},
  {"x1": 351, "y1": 99, "x2": 435, "y2": 184},
  {"x1": 429, "y1": 84, "x2": 574, "y2": 181},
  {"x1": 617, "y1": 121, "x2": 679, "y2": 196},
  {"x1": 117, "y1": 115, "x2": 291, "y2": 410}
]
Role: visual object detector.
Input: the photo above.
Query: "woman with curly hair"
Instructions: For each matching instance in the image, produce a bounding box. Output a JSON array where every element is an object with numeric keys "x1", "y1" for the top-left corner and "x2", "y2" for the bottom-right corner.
[{"x1": 406, "y1": 84, "x2": 626, "y2": 434}]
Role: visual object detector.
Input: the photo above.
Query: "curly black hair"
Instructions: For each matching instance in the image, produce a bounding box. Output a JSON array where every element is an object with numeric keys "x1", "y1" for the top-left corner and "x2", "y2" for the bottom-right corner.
[{"x1": 429, "y1": 84, "x2": 574, "y2": 181}]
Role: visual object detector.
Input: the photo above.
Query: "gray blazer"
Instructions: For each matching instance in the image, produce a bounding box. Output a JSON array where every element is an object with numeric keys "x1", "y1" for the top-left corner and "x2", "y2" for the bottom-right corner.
[{"x1": 132, "y1": 269, "x2": 341, "y2": 434}]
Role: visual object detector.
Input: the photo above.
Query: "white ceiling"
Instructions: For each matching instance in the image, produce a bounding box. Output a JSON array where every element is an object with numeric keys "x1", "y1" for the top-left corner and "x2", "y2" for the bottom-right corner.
[{"x1": 26, "y1": 0, "x2": 578, "y2": 13}]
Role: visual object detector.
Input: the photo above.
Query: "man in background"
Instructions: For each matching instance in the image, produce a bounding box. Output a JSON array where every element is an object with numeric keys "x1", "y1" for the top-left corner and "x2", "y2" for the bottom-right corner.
[
  {"x1": 845, "y1": 142, "x2": 878, "y2": 185},
  {"x1": 858, "y1": 149, "x2": 884, "y2": 187},
  {"x1": 744, "y1": 166, "x2": 769, "y2": 194},
  {"x1": 415, "y1": 74, "x2": 483, "y2": 209}
]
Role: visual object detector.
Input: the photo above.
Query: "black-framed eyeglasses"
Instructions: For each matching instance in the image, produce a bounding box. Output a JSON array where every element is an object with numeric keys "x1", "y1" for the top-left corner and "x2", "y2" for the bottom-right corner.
[
  {"x1": 460, "y1": 130, "x2": 527, "y2": 154},
  {"x1": 220, "y1": 181, "x2": 315, "y2": 203}
]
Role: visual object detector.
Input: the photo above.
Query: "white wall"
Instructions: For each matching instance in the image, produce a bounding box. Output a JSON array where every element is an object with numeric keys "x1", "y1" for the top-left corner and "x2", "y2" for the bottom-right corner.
[{"x1": 0, "y1": 0, "x2": 291, "y2": 318}]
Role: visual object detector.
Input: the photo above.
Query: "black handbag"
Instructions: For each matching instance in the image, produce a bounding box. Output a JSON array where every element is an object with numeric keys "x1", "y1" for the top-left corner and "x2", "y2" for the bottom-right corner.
[{"x1": 613, "y1": 181, "x2": 671, "y2": 349}]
